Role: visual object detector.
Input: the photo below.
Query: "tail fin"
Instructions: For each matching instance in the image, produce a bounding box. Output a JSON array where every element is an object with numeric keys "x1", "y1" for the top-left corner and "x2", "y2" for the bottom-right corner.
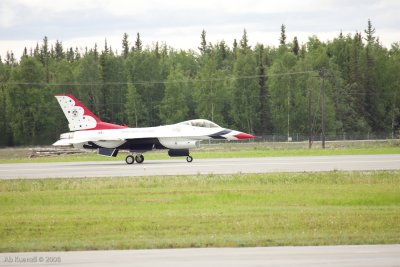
[{"x1": 55, "y1": 94, "x2": 127, "y2": 131}]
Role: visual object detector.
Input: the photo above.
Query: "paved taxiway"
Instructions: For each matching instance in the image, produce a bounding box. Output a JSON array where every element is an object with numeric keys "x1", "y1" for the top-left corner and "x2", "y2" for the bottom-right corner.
[
  {"x1": 1, "y1": 245, "x2": 399, "y2": 267},
  {"x1": 1, "y1": 154, "x2": 400, "y2": 179}
]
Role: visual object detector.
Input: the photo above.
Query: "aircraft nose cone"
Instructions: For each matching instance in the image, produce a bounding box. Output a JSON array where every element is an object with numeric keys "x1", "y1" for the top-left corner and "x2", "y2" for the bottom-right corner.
[{"x1": 234, "y1": 132, "x2": 256, "y2": 139}]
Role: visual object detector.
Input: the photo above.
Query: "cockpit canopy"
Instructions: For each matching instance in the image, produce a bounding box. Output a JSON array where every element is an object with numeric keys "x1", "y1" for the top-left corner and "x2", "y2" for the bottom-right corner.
[{"x1": 178, "y1": 119, "x2": 221, "y2": 128}]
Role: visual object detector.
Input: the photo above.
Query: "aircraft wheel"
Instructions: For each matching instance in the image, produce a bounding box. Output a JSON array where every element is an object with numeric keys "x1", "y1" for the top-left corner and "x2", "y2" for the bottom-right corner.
[
  {"x1": 125, "y1": 155, "x2": 135, "y2": 164},
  {"x1": 135, "y1": 154, "x2": 144, "y2": 164},
  {"x1": 186, "y1": 156, "x2": 193, "y2": 163}
]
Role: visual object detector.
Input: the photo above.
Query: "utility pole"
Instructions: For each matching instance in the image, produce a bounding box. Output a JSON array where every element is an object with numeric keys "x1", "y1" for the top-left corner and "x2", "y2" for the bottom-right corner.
[
  {"x1": 211, "y1": 80, "x2": 214, "y2": 122},
  {"x1": 287, "y1": 87, "x2": 291, "y2": 142},
  {"x1": 319, "y1": 68, "x2": 326, "y2": 149},
  {"x1": 392, "y1": 92, "x2": 397, "y2": 139},
  {"x1": 308, "y1": 87, "x2": 312, "y2": 148}
]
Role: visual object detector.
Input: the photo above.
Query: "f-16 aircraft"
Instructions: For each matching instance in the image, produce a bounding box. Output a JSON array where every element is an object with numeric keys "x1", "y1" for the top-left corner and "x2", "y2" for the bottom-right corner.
[{"x1": 53, "y1": 94, "x2": 255, "y2": 164}]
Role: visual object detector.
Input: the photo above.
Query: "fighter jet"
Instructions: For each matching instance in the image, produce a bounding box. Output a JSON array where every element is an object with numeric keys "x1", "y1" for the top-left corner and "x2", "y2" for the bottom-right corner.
[{"x1": 53, "y1": 94, "x2": 255, "y2": 164}]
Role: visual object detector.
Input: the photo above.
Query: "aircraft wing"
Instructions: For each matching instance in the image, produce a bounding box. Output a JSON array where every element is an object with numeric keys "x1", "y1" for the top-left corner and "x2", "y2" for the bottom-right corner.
[{"x1": 53, "y1": 137, "x2": 125, "y2": 146}]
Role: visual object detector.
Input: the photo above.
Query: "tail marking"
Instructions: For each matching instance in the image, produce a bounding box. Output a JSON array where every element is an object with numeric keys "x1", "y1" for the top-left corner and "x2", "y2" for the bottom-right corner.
[{"x1": 55, "y1": 94, "x2": 126, "y2": 131}]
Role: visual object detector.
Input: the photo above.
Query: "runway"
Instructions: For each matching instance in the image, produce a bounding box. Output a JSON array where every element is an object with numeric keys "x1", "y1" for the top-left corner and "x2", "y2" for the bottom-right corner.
[
  {"x1": 1, "y1": 245, "x2": 399, "y2": 267},
  {"x1": 0, "y1": 154, "x2": 400, "y2": 179}
]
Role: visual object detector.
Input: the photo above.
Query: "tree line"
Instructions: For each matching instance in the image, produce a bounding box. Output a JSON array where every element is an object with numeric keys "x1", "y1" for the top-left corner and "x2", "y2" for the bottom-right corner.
[{"x1": 0, "y1": 20, "x2": 399, "y2": 146}]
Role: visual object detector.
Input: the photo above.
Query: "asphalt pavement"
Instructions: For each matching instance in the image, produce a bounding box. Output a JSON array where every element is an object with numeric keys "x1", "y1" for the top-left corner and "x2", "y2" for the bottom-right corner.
[
  {"x1": 1, "y1": 155, "x2": 399, "y2": 266},
  {"x1": 1, "y1": 245, "x2": 399, "y2": 267},
  {"x1": 0, "y1": 154, "x2": 400, "y2": 179}
]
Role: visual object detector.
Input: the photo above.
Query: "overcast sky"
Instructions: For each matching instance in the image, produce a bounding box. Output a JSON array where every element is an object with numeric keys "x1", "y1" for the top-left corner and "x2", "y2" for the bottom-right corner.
[{"x1": 0, "y1": 0, "x2": 399, "y2": 59}]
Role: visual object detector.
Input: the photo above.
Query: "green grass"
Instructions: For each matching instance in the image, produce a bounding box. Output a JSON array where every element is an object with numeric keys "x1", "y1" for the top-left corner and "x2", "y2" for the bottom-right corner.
[
  {"x1": 0, "y1": 171, "x2": 399, "y2": 252},
  {"x1": 1, "y1": 140, "x2": 399, "y2": 164}
]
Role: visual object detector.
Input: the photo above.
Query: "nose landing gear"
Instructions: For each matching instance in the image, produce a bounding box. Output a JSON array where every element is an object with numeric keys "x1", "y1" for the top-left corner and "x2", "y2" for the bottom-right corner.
[{"x1": 186, "y1": 156, "x2": 193, "y2": 163}]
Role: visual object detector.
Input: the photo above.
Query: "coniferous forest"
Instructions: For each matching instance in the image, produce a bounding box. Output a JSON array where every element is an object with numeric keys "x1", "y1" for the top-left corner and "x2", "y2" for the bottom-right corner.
[{"x1": 0, "y1": 20, "x2": 399, "y2": 146}]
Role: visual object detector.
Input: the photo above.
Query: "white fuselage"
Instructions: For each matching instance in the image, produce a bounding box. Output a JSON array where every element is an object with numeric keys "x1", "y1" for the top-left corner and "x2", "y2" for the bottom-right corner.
[{"x1": 54, "y1": 122, "x2": 241, "y2": 150}]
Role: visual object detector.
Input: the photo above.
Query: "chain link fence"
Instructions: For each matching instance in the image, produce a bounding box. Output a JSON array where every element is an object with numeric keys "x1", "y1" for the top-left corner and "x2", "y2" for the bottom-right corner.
[{"x1": 207, "y1": 132, "x2": 400, "y2": 144}]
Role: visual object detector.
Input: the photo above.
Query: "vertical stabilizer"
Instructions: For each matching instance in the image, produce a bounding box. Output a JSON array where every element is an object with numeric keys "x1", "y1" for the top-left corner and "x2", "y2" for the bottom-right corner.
[{"x1": 55, "y1": 94, "x2": 126, "y2": 131}]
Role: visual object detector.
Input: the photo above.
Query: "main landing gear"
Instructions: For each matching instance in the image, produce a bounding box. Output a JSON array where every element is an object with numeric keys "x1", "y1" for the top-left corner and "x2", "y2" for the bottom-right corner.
[
  {"x1": 125, "y1": 154, "x2": 194, "y2": 164},
  {"x1": 125, "y1": 154, "x2": 144, "y2": 164}
]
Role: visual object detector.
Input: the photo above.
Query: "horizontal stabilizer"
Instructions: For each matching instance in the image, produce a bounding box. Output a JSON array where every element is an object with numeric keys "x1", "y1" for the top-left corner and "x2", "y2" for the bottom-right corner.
[
  {"x1": 53, "y1": 139, "x2": 74, "y2": 147},
  {"x1": 53, "y1": 139, "x2": 89, "y2": 146}
]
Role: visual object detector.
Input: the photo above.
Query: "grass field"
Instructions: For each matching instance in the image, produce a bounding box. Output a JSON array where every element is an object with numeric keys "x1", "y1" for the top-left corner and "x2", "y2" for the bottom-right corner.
[
  {"x1": 0, "y1": 171, "x2": 399, "y2": 252},
  {"x1": 1, "y1": 140, "x2": 399, "y2": 164}
]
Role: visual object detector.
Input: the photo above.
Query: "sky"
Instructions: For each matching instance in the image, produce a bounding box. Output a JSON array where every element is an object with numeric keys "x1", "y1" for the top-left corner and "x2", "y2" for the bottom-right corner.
[{"x1": 0, "y1": 0, "x2": 399, "y2": 59}]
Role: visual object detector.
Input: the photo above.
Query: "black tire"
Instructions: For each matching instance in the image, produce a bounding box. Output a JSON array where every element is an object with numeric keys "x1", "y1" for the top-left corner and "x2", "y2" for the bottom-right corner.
[
  {"x1": 135, "y1": 154, "x2": 144, "y2": 164},
  {"x1": 125, "y1": 155, "x2": 135, "y2": 164},
  {"x1": 186, "y1": 156, "x2": 193, "y2": 163}
]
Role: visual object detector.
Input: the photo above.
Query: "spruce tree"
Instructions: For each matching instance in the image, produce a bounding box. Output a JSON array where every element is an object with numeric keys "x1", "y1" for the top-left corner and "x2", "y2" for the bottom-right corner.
[
  {"x1": 40, "y1": 37, "x2": 50, "y2": 82},
  {"x1": 66, "y1": 48, "x2": 74, "y2": 62},
  {"x1": 22, "y1": 47, "x2": 28, "y2": 58},
  {"x1": 33, "y1": 43, "x2": 40, "y2": 59},
  {"x1": 40, "y1": 36, "x2": 49, "y2": 65},
  {"x1": 154, "y1": 41, "x2": 160, "y2": 58},
  {"x1": 257, "y1": 44, "x2": 272, "y2": 134},
  {"x1": 199, "y1": 29, "x2": 208, "y2": 55},
  {"x1": 364, "y1": 19, "x2": 380, "y2": 130},
  {"x1": 240, "y1": 29, "x2": 250, "y2": 50},
  {"x1": 233, "y1": 39, "x2": 238, "y2": 59},
  {"x1": 122, "y1": 33, "x2": 129, "y2": 59},
  {"x1": 55, "y1": 40, "x2": 64, "y2": 60},
  {"x1": 279, "y1": 24, "x2": 287, "y2": 47},
  {"x1": 232, "y1": 36, "x2": 259, "y2": 133},
  {"x1": 364, "y1": 19, "x2": 376, "y2": 44},
  {"x1": 104, "y1": 39, "x2": 109, "y2": 54},
  {"x1": 292, "y1": 36, "x2": 299, "y2": 56},
  {"x1": 74, "y1": 47, "x2": 81, "y2": 61},
  {"x1": 135, "y1": 33, "x2": 142, "y2": 52},
  {"x1": 93, "y1": 43, "x2": 99, "y2": 59}
]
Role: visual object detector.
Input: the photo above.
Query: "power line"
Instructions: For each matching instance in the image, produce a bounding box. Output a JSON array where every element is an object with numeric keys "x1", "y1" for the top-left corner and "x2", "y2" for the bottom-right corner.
[{"x1": 3, "y1": 71, "x2": 316, "y2": 86}]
